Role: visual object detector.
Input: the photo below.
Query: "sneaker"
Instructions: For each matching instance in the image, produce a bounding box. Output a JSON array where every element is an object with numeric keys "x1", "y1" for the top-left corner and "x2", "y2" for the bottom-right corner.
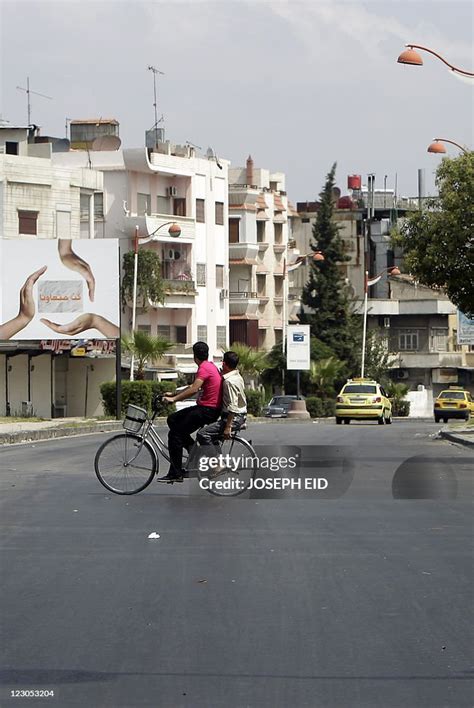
[{"x1": 157, "y1": 472, "x2": 184, "y2": 484}]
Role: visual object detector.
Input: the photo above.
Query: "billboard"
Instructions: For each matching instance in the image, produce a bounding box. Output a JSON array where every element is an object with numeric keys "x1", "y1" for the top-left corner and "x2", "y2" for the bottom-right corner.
[
  {"x1": 286, "y1": 324, "x2": 310, "y2": 370},
  {"x1": 457, "y1": 310, "x2": 474, "y2": 346},
  {"x1": 0, "y1": 239, "x2": 120, "y2": 340}
]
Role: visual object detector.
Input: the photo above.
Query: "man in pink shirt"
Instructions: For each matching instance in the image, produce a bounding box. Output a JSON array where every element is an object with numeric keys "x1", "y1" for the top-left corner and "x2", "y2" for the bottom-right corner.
[{"x1": 160, "y1": 341, "x2": 222, "y2": 482}]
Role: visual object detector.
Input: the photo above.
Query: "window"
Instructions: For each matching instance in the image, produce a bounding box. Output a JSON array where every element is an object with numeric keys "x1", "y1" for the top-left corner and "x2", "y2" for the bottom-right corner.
[
  {"x1": 18, "y1": 210, "x2": 38, "y2": 235},
  {"x1": 138, "y1": 325, "x2": 151, "y2": 334},
  {"x1": 80, "y1": 193, "x2": 89, "y2": 221},
  {"x1": 216, "y1": 265, "x2": 224, "y2": 288},
  {"x1": 94, "y1": 192, "x2": 104, "y2": 220},
  {"x1": 5, "y1": 141, "x2": 18, "y2": 155},
  {"x1": 216, "y1": 326, "x2": 227, "y2": 349},
  {"x1": 176, "y1": 326, "x2": 187, "y2": 344},
  {"x1": 157, "y1": 195, "x2": 171, "y2": 215},
  {"x1": 197, "y1": 325, "x2": 207, "y2": 342},
  {"x1": 196, "y1": 199, "x2": 205, "y2": 223},
  {"x1": 274, "y1": 223, "x2": 283, "y2": 244},
  {"x1": 257, "y1": 221, "x2": 266, "y2": 243},
  {"x1": 215, "y1": 201, "x2": 224, "y2": 225},
  {"x1": 399, "y1": 330, "x2": 419, "y2": 351},
  {"x1": 158, "y1": 325, "x2": 171, "y2": 340},
  {"x1": 196, "y1": 264, "x2": 206, "y2": 286},
  {"x1": 229, "y1": 219, "x2": 239, "y2": 243},
  {"x1": 431, "y1": 328, "x2": 448, "y2": 352},
  {"x1": 56, "y1": 209, "x2": 71, "y2": 238},
  {"x1": 137, "y1": 193, "x2": 151, "y2": 216},
  {"x1": 173, "y1": 198, "x2": 186, "y2": 217}
]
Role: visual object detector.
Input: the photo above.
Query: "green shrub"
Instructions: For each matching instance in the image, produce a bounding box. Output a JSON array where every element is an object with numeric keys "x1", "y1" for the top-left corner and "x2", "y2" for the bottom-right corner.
[
  {"x1": 392, "y1": 399, "x2": 410, "y2": 417},
  {"x1": 100, "y1": 380, "x2": 176, "y2": 417},
  {"x1": 150, "y1": 381, "x2": 177, "y2": 417},
  {"x1": 305, "y1": 397, "x2": 335, "y2": 418},
  {"x1": 245, "y1": 389, "x2": 264, "y2": 416}
]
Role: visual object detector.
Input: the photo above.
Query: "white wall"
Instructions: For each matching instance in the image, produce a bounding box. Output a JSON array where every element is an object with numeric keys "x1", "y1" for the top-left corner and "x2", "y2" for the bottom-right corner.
[
  {"x1": 30, "y1": 354, "x2": 52, "y2": 418},
  {"x1": 67, "y1": 358, "x2": 115, "y2": 417},
  {"x1": 0, "y1": 354, "x2": 5, "y2": 416},
  {"x1": 6, "y1": 354, "x2": 29, "y2": 415}
]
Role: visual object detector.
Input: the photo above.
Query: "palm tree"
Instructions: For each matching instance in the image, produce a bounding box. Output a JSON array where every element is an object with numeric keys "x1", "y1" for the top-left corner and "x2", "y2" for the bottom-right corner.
[
  {"x1": 121, "y1": 331, "x2": 172, "y2": 380},
  {"x1": 308, "y1": 357, "x2": 346, "y2": 397},
  {"x1": 229, "y1": 342, "x2": 269, "y2": 389}
]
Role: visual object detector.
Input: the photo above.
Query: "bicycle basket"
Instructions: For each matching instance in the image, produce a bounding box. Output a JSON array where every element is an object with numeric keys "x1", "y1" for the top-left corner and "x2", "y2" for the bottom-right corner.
[{"x1": 123, "y1": 404, "x2": 148, "y2": 433}]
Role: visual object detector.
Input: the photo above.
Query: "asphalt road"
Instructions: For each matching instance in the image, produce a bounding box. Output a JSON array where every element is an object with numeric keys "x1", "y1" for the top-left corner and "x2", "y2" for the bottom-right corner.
[{"x1": 1, "y1": 421, "x2": 472, "y2": 708}]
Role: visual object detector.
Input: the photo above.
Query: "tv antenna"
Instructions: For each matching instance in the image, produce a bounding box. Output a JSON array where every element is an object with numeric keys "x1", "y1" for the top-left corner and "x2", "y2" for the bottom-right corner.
[
  {"x1": 148, "y1": 65, "x2": 165, "y2": 148},
  {"x1": 16, "y1": 77, "x2": 52, "y2": 126}
]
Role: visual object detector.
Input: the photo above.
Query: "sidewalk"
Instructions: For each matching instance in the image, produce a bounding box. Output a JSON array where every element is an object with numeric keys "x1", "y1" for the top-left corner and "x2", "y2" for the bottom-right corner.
[
  {"x1": 0, "y1": 418, "x2": 124, "y2": 445},
  {"x1": 438, "y1": 424, "x2": 474, "y2": 449}
]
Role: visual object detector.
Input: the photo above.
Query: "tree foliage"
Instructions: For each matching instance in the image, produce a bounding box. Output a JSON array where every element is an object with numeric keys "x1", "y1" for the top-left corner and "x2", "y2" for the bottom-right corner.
[
  {"x1": 299, "y1": 163, "x2": 360, "y2": 372},
  {"x1": 363, "y1": 331, "x2": 398, "y2": 384},
  {"x1": 122, "y1": 250, "x2": 165, "y2": 310},
  {"x1": 392, "y1": 151, "x2": 474, "y2": 316},
  {"x1": 121, "y1": 330, "x2": 172, "y2": 380}
]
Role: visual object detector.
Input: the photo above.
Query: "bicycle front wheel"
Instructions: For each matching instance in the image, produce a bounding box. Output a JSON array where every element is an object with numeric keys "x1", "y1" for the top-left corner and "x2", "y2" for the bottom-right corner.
[
  {"x1": 198, "y1": 436, "x2": 256, "y2": 497},
  {"x1": 95, "y1": 433, "x2": 157, "y2": 495}
]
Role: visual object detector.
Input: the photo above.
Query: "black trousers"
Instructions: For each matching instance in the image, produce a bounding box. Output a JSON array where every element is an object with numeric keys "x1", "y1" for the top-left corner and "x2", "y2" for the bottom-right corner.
[{"x1": 167, "y1": 405, "x2": 221, "y2": 474}]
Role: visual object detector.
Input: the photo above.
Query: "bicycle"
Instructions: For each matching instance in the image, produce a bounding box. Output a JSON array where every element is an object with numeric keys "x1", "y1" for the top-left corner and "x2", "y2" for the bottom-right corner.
[{"x1": 94, "y1": 394, "x2": 257, "y2": 497}]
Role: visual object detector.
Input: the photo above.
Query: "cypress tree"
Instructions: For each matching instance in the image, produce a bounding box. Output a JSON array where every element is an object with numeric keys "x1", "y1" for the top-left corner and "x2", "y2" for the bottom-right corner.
[{"x1": 300, "y1": 163, "x2": 360, "y2": 373}]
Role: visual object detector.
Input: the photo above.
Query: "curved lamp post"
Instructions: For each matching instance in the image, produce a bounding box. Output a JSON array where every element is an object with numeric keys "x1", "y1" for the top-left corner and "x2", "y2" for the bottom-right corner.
[
  {"x1": 130, "y1": 221, "x2": 181, "y2": 380},
  {"x1": 361, "y1": 266, "x2": 401, "y2": 378},
  {"x1": 427, "y1": 138, "x2": 469, "y2": 155},
  {"x1": 397, "y1": 44, "x2": 474, "y2": 78}
]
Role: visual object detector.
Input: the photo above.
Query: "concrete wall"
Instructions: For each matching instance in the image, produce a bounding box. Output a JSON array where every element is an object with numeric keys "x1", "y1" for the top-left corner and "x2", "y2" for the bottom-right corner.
[
  {"x1": 6, "y1": 354, "x2": 29, "y2": 415},
  {"x1": 30, "y1": 355, "x2": 52, "y2": 418},
  {"x1": 67, "y1": 358, "x2": 115, "y2": 417},
  {"x1": 0, "y1": 354, "x2": 5, "y2": 416}
]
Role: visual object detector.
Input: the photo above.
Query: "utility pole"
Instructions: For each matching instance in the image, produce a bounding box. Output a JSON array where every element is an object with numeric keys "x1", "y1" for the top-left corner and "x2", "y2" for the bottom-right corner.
[
  {"x1": 147, "y1": 65, "x2": 164, "y2": 149},
  {"x1": 16, "y1": 77, "x2": 52, "y2": 126}
]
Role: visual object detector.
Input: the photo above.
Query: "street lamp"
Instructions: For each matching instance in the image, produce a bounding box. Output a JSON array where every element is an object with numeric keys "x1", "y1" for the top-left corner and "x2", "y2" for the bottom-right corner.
[
  {"x1": 129, "y1": 221, "x2": 181, "y2": 380},
  {"x1": 361, "y1": 266, "x2": 401, "y2": 379},
  {"x1": 427, "y1": 138, "x2": 470, "y2": 155},
  {"x1": 397, "y1": 44, "x2": 474, "y2": 78}
]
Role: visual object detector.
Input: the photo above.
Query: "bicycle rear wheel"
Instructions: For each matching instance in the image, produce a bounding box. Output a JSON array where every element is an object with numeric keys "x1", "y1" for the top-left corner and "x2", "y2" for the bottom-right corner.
[
  {"x1": 198, "y1": 436, "x2": 256, "y2": 497},
  {"x1": 95, "y1": 433, "x2": 157, "y2": 495}
]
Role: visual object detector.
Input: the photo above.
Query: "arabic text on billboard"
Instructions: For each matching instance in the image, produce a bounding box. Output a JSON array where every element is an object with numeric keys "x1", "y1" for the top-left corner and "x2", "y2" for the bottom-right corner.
[{"x1": 0, "y1": 239, "x2": 120, "y2": 341}]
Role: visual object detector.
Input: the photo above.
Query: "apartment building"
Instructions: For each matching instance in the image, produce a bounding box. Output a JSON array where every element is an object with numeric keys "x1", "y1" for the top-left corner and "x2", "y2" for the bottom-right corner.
[
  {"x1": 53, "y1": 122, "x2": 229, "y2": 372},
  {"x1": 0, "y1": 119, "x2": 113, "y2": 418},
  {"x1": 228, "y1": 156, "x2": 296, "y2": 350}
]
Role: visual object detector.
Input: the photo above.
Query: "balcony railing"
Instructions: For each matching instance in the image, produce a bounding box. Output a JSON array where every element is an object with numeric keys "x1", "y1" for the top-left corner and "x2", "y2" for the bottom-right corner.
[
  {"x1": 229, "y1": 291, "x2": 258, "y2": 299},
  {"x1": 163, "y1": 279, "x2": 196, "y2": 295}
]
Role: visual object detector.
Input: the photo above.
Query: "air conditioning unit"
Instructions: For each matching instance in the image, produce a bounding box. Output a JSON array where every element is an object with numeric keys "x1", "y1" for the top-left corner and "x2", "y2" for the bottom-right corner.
[
  {"x1": 220, "y1": 289, "x2": 229, "y2": 299},
  {"x1": 167, "y1": 186, "x2": 177, "y2": 197},
  {"x1": 383, "y1": 317, "x2": 391, "y2": 328},
  {"x1": 397, "y1": 369, "x2": 409, "y2": 380}
]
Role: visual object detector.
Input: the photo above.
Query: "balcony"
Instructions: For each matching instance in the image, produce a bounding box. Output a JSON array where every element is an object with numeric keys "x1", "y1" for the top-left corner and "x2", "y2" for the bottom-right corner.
[
  {"x1": 258, "y1": 242, "x2": 270, "y2": 252},
  {"x1": 274, "y1": 297, "x2": 284, "y2": 305},
  {"x1": 273, "y1": 244, "x2": 286, "y2": 254},
  {"x1": 145, "y1": 214, "x2": 195, "y2": 241},
  {"x1": 229, "y1": 243, "x2": 259, "y2": 264},
  {"x1": 163, "y1": 279, "x2": 196, "y2": 296},
  {"x1": 229, "y1": 291, "x2": 260, "y2": 317},
  {"x1": 396, "y1": 351, "x2": 464, "y2": 369}
]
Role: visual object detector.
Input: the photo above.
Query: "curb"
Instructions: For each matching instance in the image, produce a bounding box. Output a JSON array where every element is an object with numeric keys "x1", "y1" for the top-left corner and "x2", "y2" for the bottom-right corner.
[
  {"x1": 439, "y1": 430, "x2": 474, "y2": 448},
  {"x1": 0, "y1": 421, "x2": 123, "y2": 446}
]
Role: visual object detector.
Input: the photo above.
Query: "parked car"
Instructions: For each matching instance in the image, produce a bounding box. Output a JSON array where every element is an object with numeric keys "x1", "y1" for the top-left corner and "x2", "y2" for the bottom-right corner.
[
  {"x1": 434, "y1": 387, "x2": 474, "y2": 422},
  {"x1": 335, "y1": 378, "x2": 392, "y2": 425},
  {"x1": 262, "y1": 395, "x2": 301, "y2": 418}
]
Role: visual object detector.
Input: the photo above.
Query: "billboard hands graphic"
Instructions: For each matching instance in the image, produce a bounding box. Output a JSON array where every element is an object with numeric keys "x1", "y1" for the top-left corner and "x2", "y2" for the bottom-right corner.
[
  {"x1": 58, "y1": 239, "x2": 96, "y2": 301},
  {"x1": 0, "y1": 265, "x2": 48, "y2": 339},
  {"x1": 40, "y1": 314, "x2": 119, "y2": 338}
]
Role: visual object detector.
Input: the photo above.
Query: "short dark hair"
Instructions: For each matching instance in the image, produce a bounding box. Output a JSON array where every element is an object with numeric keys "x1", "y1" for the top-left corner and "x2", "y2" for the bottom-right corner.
[
  {"x1": 223, "y1": 351, "x2": 239, "y2": 370},
  {"x1": 193, "y1": 341, "x2": 209, "y2": 361}
]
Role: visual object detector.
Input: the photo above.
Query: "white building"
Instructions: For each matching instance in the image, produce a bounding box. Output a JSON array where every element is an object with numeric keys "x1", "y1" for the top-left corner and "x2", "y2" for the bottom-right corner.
[
  {"x1": 228, "y1": 157, "x2": 296, "y2": 350},
  {"x1": 0, "y1": 120, "x2": 113, "y2": 418},
  {"x1": 53, "y1": 127, "x2": 229, "y2": 372}
]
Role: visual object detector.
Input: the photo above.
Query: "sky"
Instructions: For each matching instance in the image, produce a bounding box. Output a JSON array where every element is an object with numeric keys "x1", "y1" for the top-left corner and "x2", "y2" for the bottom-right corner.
[{"x1": 1, "y1": 0, "x2": 473, "y2": 202}]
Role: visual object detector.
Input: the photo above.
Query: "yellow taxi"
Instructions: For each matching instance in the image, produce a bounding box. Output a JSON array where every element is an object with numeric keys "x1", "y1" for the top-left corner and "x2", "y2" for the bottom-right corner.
[
  {"x1": 434, "y1": 387, "x2": 474, "y2": 423},
  {"x1": 335, "y1": 378, "x2": 392, "y2": 425}
]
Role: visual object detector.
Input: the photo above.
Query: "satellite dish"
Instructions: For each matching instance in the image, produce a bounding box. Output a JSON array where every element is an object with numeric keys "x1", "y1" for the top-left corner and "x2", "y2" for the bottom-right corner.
[
  {"x1": 52, "y1": 138, "x2": 71, "y2": 153},
  {"x1": 91, "y1": 135, "x2": 121, "y2": 151}
]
